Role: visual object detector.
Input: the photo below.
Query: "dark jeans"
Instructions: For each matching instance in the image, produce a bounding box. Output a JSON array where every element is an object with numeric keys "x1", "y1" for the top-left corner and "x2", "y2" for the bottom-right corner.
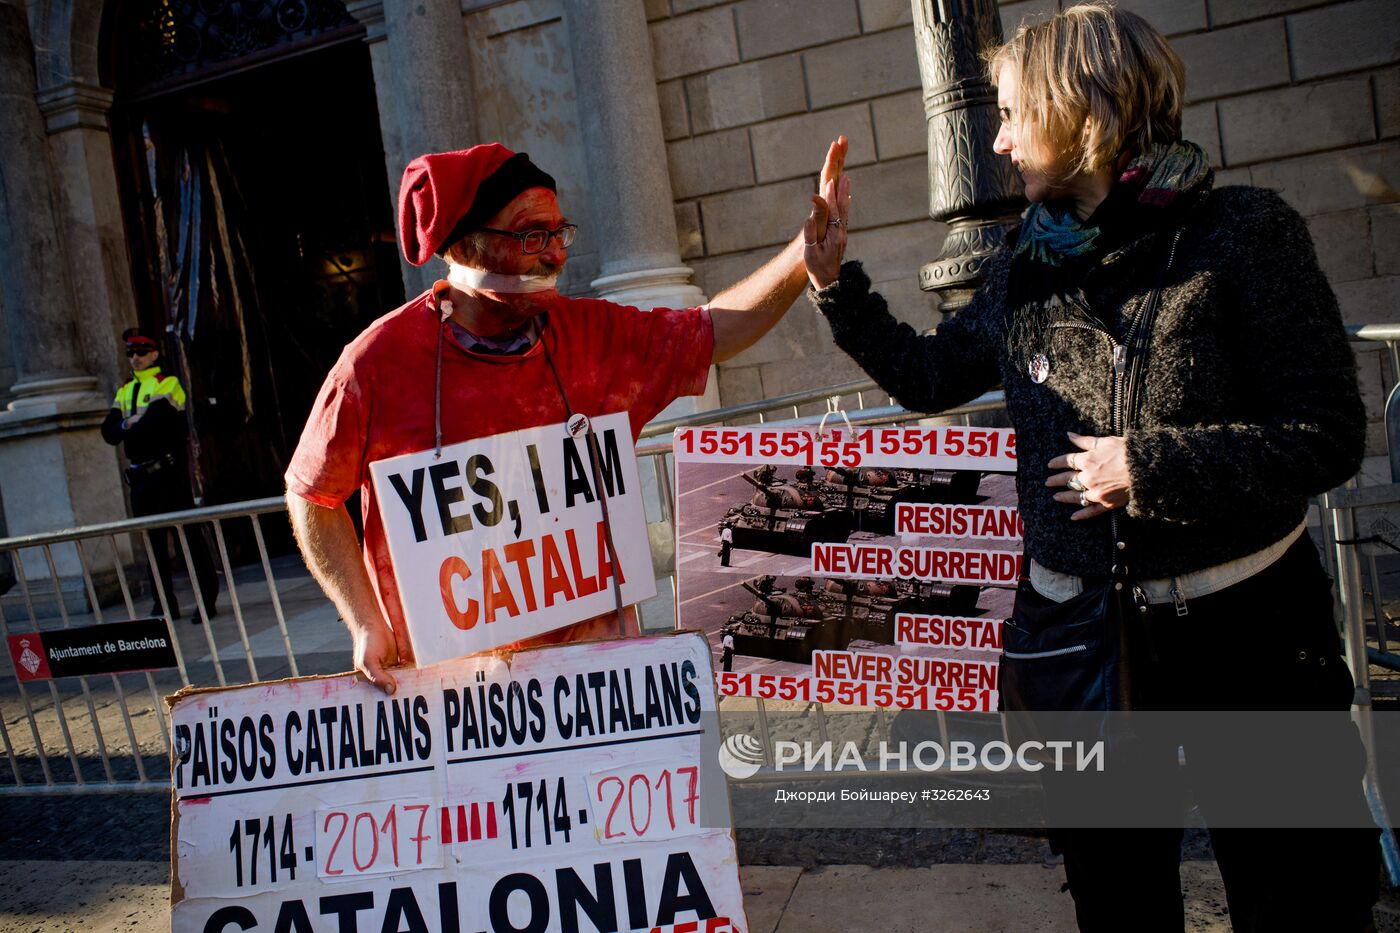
[
  {"x1": 132, "y1": 476, "x2": 219, "y2": 618},
  {"x1": 1044, "y1": 536, "x2": 1379, "y2": 932}
]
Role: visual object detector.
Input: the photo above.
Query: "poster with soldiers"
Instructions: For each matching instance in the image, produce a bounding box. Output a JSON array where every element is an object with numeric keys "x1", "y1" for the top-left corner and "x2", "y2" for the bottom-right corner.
[{"x1": 673, "y1": 424, "x2": 1019, "y2": 711}]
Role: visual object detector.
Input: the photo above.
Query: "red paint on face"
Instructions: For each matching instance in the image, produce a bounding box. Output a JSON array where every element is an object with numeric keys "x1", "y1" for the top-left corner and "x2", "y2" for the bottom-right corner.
[
  {"x1": 454, "y1": 187, "x2": 570, "y2": 329},
  {"x1": 478, "y1": 187, "x2": 569, "y2": 275}
]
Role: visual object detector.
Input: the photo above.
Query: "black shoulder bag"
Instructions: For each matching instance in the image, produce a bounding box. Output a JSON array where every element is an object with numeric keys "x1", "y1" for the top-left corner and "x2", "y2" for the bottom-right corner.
[{"x1": 997, "y1": 228, "x2": 1182, "y2": 714}]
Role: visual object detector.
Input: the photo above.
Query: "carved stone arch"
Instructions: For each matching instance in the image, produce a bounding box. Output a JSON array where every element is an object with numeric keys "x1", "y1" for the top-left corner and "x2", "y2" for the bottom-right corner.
[
  {"x1": 24, "y1": 0, "x2": 137, "y2": 402},
  {"x1": 27, "y1": 0, "x2": 107, "y2": 91},
  {"x1": 0, "y1": 0, "x2": 131, "y2": 567}
]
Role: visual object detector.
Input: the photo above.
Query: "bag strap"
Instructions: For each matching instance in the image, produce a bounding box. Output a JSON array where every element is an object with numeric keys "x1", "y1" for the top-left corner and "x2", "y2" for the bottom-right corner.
[
  {"x1": 1107, "y1": 227, "x2": 1184, "y2": 583},
  {"x1": 1121, "y1": 228, "x2": 1184, "y2": 430}
]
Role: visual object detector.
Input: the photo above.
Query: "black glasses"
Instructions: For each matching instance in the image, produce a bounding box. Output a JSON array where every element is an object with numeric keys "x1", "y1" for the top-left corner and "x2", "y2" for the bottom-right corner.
[
  {"x1": 125, "y1": 348, "x2": 151, "y2": 356},
  {"x1": 478, "y1": 223, "x2": 578, "y2": 255}
]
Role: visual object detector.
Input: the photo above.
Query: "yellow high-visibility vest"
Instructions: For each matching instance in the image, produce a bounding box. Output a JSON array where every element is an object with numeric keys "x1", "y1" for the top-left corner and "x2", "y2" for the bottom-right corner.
[{"x1": 113, "y1": 366, "x2": 186, "y2": 419}]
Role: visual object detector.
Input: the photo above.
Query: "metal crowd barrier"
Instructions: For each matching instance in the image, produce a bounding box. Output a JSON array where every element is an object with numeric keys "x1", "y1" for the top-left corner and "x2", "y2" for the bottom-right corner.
[
  {"x1": 1, "y1": 323, "x2": 1398, "y2": 883},
  {"x1": 0, "y1": 499, "x2": 295, "y2": 792}
]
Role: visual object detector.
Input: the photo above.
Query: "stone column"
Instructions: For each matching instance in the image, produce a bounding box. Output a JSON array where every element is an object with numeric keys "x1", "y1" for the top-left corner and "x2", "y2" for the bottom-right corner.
[
  {"x1": 912, "y1": 0, "x2": 1024, "y2": 314},
  {"x1": 352, "y1": 0, "x2": 480, "y2": 297},
  {"x1": 560, "y1": 0, "x2": 707, "y2": 312},
  {"x1": 0, "y1": 1, "x2": 84, "y2": 393},
  {"x1": 36, "y1": 80, "x2": 141, "y2": 393},
  {"x1": 561, "y1": 0, "x2": 714, "y2": 630},
  {"x1": 0, "y1": 0, "x2": 127, "y2": 590}
]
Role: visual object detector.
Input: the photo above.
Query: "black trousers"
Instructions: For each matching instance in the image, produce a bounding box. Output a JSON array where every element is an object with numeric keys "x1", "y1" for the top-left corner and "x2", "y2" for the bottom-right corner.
[
  {"x1": 131, "y1": 476, "x2": 218, "y2": 618},
  {"x1": 1044, "y1": 536, "x2": 1379, "y2": 932}
]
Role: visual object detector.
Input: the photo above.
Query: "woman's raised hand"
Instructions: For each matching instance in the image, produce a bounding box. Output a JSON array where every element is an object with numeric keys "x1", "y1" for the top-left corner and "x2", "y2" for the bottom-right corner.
[{"x1": 804, "y1": 136, "x2": 852, "y2": 290}]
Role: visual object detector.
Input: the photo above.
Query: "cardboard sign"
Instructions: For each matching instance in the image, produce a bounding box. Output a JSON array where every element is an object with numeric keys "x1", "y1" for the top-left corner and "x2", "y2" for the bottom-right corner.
[
  {"x1": 169, "y1": 632, "x2": 746, "y2": 933},
  {"x1": 674, "y1": 424, "x2": 1021, "y2": 712},
  {"x1": 7, "y1": 617, "x2": 177, "y2": 682},
  {"x1": 370, "y1": 413, "x2": 656, "y2": 666}
]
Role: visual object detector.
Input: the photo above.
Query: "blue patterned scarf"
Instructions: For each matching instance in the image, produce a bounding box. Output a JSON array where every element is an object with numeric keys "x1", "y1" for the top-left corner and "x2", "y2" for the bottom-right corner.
[{"x1": 1012, "y1": 141, "x2": 1211, "y2": 267}]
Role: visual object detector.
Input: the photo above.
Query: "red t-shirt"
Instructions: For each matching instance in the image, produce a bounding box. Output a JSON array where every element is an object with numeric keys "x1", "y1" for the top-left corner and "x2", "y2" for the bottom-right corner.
[{"x1": 285, "y1": 289, "x2": 713, "y2": 662}]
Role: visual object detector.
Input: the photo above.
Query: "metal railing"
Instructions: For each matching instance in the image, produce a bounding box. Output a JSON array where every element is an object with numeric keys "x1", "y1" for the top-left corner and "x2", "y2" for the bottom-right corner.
[
  {"x1": 0, "y1": 499, "x2": 296, "y2": 792},
  {"x1": 0, "y1": 324, "x2": 1397, "y2": 827}
]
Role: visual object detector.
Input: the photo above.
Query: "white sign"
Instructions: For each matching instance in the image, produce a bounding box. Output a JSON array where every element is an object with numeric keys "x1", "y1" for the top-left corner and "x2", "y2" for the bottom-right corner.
[
  {"x1": 170, "y1": 633, "x2": 747, "y2": 933},
  {"x1": 371, "y1": 413, "x2": 656, "y2": 665}
]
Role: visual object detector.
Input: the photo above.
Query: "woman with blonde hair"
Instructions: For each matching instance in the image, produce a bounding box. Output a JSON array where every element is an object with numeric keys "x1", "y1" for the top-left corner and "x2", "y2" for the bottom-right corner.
[{"x1": 802, "y1": 3, "x2": 1379, "y2": 930}]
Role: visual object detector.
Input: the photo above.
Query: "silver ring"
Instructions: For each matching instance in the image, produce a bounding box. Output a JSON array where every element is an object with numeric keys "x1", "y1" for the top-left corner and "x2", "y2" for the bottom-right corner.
[
  {"x1": 828, "y1": 218, "x2": 844, "y2": 227},
  {"x1": 1079, "y1": 491, "x2": 1089, "y2": 507},
  {"x1": 1067, "y1": 475, "x2": 1085, "y2": 492}
]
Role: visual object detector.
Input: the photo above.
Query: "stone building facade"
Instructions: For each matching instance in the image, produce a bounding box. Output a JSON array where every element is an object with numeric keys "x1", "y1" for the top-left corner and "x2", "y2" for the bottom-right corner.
[
  {"x1": 658, "y1": 0, "x2": 1400, "y2": 483},
  {"x1": 0, "y1": 0, "x2": 1397, "y2": 572}
]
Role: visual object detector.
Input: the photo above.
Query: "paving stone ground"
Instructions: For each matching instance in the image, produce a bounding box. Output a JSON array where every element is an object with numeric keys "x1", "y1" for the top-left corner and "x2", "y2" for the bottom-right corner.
[{"x1": 4, "y1": 792, "x2": 1399, "y2": 932}]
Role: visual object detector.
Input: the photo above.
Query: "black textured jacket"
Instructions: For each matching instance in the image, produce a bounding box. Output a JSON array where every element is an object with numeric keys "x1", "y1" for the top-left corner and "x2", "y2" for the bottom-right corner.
[{"x1": 814, "y1": 185, "x2": 1365, "y2": 579}]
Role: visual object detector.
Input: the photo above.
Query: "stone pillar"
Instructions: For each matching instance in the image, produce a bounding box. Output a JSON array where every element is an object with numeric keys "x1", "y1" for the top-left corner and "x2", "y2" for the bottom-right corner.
[
  {"x1": 0, "y1": 0, "x2": 127, "y2": 586},
  {"x1": 561, "y1": 0, "x2": 707, "y2": 312},
  {"x1": 352, "y1": 0, "x2": 480, "y2": 297},
  {"x1": 912, "y1": 0, "x2": 1024, "y2": 314},
  {"x1": 35, "y1": 80, "x2": 141, "y2": 393},
  {"x1": 562, "y1": 0, "x2": 714, "y2": 631},
  {"x1": 0, "y1": 1, "x2": 84, "y2": 391}
]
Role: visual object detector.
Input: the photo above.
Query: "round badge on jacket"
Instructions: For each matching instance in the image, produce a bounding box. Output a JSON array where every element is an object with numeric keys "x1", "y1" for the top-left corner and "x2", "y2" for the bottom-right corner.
[{"x1": 1029, "y1": 353, "x2": 1051, "y2": 384}]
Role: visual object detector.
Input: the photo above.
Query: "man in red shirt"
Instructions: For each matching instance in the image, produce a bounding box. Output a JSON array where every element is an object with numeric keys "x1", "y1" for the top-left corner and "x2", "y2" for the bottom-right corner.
[{"x1": 286, "y1": 139, "x2": 850, "y2": 694}]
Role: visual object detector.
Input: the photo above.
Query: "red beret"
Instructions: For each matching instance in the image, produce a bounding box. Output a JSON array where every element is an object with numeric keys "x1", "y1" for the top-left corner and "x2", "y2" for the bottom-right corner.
[{"x1": 397, "y1": 143, "x2": 556, "y2": 267}]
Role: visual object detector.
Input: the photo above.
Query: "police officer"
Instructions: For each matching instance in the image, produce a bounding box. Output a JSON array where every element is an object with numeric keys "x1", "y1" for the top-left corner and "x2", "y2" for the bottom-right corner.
[{"x1": 101, "y1": 329, "x2": 219, "y2": 623}]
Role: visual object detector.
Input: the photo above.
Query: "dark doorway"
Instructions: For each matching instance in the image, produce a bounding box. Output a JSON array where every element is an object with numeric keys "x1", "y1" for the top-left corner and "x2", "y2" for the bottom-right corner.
[{"x1": 103, "y1": 8, "x2": 403, "y2": 512}]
